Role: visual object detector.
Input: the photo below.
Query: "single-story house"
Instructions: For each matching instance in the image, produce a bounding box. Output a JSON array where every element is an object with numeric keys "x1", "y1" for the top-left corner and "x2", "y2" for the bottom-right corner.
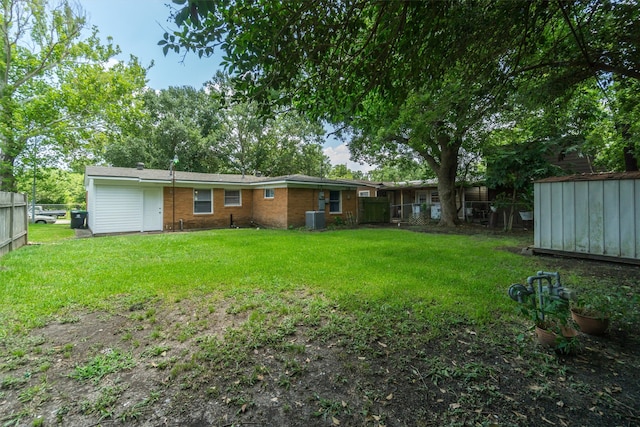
[
  {"x1": 84, "y1": 165, "x2": 358, "y2": 235},
  {"x1": 361, "y1": 179, "x2": 490, "y2": 224}
]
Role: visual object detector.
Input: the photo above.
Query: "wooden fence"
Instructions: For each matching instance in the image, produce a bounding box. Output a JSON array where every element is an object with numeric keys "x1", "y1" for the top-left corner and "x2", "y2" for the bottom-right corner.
[
  {"x1": 359, "y1": 197, "x2": 390, "y2": 223},
  {"x1": 0, "y1": 191, "x2": 28, "y2": 257}
]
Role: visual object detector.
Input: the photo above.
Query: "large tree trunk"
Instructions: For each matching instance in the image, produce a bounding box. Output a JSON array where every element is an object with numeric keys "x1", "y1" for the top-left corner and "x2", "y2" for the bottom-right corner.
[
  {"x1": 616, "y1": 123, "x2": 638, "y2": 172},
  {"x1": 623, "y1": 144, "x2": 638, "y2": 172},
  {"x1": 436, "y1": 141, "x2": 462, "y2": 227}
]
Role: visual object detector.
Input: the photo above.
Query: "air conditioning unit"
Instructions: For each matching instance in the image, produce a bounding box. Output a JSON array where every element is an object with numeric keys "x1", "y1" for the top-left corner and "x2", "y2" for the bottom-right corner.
[{"x1": 305, "y1": 211, "x2": 326, "y2": 230}]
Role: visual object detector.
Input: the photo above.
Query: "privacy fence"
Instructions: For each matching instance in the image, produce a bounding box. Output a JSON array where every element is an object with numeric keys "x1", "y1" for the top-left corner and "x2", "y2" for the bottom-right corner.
[{"x1": 0, "y1": 191, "x2": 28, "y2": 257}]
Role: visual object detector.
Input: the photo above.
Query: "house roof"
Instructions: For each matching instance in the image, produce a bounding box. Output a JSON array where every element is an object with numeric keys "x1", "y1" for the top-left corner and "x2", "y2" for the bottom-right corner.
[
  {"x1": 85, "y1": 166, "x2": 357, "y2": 189},
  {"x1": 378, "y1": 179, "x2": 439, "y2": 189},
  {"x1": 536, "y1": 171, "x2": 640, "y2": 183},
  {"x1": 258, "y1": 174, "x2": 357, "y2": 188},
  {"x1": 85, "y1": 166, "x2": 264, "y2": 185}
]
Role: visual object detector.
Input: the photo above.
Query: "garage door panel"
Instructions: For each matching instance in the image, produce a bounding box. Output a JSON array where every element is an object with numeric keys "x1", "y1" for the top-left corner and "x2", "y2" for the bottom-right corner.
[{"x1": 94, "y1": 186, "x2": 142, "y2": 233}]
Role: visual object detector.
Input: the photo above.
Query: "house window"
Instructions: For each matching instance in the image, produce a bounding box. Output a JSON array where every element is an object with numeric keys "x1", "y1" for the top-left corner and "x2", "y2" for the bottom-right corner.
[
  {"x1": 194, "y1": 189, "x2": 212, "y2": 214},
  {"x1": 359, "y1": 190, "x2": 370, "y2": 197},
  {"x1": 224, "y1": 189, "x2": 242, "y2": 206},
  {"x1": 329, "y1": 190, "x2": 341, "y2": 213},
  {"x1": 264, "y1": 188, "x2": 275, "y2": 199},
  {"x1": 416, "y1": 191, "x2": 428, "y2": 205},
  {"x1": 431, "y1": 191, "x2": 440, "y2": 203}
]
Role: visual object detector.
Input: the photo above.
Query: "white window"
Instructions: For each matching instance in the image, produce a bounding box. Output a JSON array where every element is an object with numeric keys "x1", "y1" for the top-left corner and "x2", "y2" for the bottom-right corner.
[
  {"x1": 329, "y1": 190, "x2": 341, "y2": 213},
  {"x1": 264, "y1": 188, "x2": 275, "y2": 199},
  {"x1": 194, "y1": 189, "x2": 212, "y2": 214},
  {"x1": 359, "y1": 190, "x2": 370, "y2": 197},
  {"x1": 224, "y1": 189, "x2": 242, "y2": 206}
]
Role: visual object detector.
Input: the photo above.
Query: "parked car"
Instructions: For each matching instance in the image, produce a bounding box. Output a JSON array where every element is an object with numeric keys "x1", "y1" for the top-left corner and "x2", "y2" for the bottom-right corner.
[
  {"x1": 28, "y1": 213, "x2": 57, "y2": 224},
  {"x1": 28, "y1": 205, "x2": 67, "y2": 218}
]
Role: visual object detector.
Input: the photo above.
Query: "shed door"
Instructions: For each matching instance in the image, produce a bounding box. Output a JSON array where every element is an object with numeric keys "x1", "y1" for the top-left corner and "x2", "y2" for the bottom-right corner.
[{"x1": 143, "y1": 188, "x2": 163, "y2": 231}]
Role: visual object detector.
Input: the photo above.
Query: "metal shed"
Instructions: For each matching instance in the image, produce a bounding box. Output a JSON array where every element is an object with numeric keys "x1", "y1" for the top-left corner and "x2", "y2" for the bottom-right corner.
[{"x1": 534, "y1": 172, "x2": 640, "y2": 264}]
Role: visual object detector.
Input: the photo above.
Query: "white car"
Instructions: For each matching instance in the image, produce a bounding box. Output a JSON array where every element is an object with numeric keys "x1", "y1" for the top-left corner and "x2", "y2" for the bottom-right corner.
[{"x1": 28, "y1": 213, "x2": 57, "y2": 224}]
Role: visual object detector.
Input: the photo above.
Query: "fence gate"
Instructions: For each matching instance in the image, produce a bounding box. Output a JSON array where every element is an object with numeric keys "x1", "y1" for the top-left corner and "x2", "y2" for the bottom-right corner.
[
  {"x1": 0, "y1": 191, "x2": 28, "y2": 257},
  {"x1": 359, "y1": 197, "x2": 390, "y2": 224}
]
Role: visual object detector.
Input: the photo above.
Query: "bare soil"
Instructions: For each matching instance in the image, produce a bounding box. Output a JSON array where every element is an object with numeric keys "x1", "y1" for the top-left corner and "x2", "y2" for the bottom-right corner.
[{"x1": 1, "y1": 228, "x2": 639, "y2": 427}]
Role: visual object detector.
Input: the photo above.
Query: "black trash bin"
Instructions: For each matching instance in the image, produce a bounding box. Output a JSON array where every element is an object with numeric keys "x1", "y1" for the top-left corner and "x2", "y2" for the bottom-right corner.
[{"x1": 70, "y1": 210, "x2": 88, "y2": 229}]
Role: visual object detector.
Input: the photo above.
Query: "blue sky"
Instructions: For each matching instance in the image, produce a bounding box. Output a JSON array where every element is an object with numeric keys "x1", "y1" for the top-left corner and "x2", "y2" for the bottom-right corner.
[{"x1": 78, "y1": 0, "x2": 370, "y2": 172}]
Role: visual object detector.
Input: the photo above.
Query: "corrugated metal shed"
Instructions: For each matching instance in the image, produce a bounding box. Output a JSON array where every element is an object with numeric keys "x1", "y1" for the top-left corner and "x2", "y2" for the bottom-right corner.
[{"x1": 534, "y1": 172, "x2": 640, "y2": 264}]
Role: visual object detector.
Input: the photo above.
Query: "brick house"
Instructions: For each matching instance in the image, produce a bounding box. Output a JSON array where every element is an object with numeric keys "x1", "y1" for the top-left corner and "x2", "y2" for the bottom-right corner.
[{"x1": 84, "y1": 165, "x2": 358, "y2": 235}]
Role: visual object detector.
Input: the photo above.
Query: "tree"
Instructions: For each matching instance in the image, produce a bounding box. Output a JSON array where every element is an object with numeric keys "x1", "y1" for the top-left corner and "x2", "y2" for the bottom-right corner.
[
  {"x1": 608, "y1": 77, "x2": 640, "y2": 171},
  {"x1": 15, "y1": 167, "x2": 84, "y2": 204},
  {"x1": 349, "y1": 70, "x2": 504, "y2": 225},
  {"x1": 328, "y1": 164, "x2": 366, "y2": 180},
  {"x1": 0, "y1": 0, "x2": 147, "y2": 191},
  {"x1": 104, "y1": 76, "x2": 332, "y2": 177},
  {"x1": 368, "y1": 159, "x2": 432, "y2": 183},
  {"x1": 165, "y1": 1, "x2": 516, "y2": 226},
  {"x1": 164, "y1": 0, "x2": 640, "y2": 225},
  {"x1": 104, "y1": 86, "x2": 224, "y2": 172},
  {"x1": 207, "y1": 72, "x2": 331, "y2": 176}
]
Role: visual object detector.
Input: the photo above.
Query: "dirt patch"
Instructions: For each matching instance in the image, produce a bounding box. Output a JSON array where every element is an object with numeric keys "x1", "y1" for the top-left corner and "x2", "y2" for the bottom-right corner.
[{"x1": 1, "y1": 243, "x2": 639, "y2": 426}]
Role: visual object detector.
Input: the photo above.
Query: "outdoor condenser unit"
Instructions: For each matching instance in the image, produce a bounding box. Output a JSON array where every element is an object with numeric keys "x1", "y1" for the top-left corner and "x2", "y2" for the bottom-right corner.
[{"x1": 305, "y1": 211, "x2": 326, "y2": 230}]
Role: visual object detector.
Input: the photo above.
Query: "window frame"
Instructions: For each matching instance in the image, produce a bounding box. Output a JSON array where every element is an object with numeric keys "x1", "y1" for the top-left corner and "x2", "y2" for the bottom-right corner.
[
  {"x1": 359, "y1": 190, "x2": 370, "y2": 197},
  {"x1": 264, "y1": 188, "x2": 275, "y2": 199},
  {"x1": 431, "y1": 191, "x2": 440, "y2": 203},
  {"x1": 224, "y1": 189, "x2": 242, "y2": 207},
  {"x1": 329, "y1": 190, "x2": 342, "y2": 214},
  {"x1": 193, "y1": 188, "x2": 213, "y2": 214}
]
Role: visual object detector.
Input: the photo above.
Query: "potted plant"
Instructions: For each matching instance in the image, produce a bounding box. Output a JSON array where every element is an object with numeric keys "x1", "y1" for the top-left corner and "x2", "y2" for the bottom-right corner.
[
  {"x1": 570, "y1": 290, "x2": 618, "y2": 336},
  {"x1": 518, "y1": 293, "x2": 579, "y2": 354}
]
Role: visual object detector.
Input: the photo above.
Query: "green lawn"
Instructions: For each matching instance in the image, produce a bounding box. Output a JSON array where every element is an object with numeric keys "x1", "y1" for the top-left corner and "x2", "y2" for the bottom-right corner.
[
  {"x1": 27, "y1": 222, "x2": 75, "y2": 243},
  {"x1": 2, "y1": 227, "x2": 639, "y2": 427},
  {"x1": 1, "y1": 227, "x2": 542, "y2": 335}
]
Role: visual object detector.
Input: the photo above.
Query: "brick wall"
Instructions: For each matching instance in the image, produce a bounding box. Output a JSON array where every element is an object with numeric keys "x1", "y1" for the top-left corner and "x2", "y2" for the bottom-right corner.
[
  {"x1": 286, "y1": 188, "x2": 320, "y2": 228},
  {"x1": 252, "y1": 188, "x2": 288, "y2": 228},
  {"x1": 287, "y1": 188, "x2": 358, "y2": 228},
  {"x1": 163, "y1": 187, "x2": 253, "y2": 231},
  {"x1": 163, "y1": 186, "x2": 358, "y2": 230}
]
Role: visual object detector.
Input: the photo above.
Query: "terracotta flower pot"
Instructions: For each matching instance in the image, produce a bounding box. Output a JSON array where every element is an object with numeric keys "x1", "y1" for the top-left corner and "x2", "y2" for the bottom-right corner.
[
  {"x1": 535, "y1": 325, "x2": 558, "y2": 347},
  {"x1": 535, "y1": 324, "x2": 578, "y2": 348},
  {"x1": 571, "y1": 308, "x2": 610, "y2": 336}
]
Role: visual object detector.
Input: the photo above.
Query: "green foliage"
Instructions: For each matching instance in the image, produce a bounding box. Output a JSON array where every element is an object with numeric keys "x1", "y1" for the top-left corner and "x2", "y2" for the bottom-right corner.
[
  {"x1": 71, "y1": 349, "x2": 135, "y2": 383},
  {"x1": 485, "y1": 143, "x2": 561, "y2": 193},
  {"x1": 164, "y1": 0, "x2": 640, "y2": 199},
  {"x1": 104, "y1": 86, "x2": 223, "y2": 172},
  {"x1": 105, "y1": 73, "x2": 331, "y2": 176},
  {"x1": 572, "y1": 285, "x2": 639, "y2": 324},
  {"x1": 367, "y1": 158, "x2": 434, "y2": 182},
  {"x1": 0, "y1": 0, "x2": 147, "y2": 191},
  {"x1": 16, "y1": 168, "x2": 85, "y2": 205}
]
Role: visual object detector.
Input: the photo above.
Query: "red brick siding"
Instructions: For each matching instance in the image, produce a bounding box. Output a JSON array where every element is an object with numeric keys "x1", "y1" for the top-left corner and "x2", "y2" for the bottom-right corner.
[
  {"x1": 163, "y1": 187, "x2": 253, "y2": 230},
  {"x1": 286, "y1": 188, "x2": 358, "y2": 227},
  {"x1": 162, "y1": 186, "x2": 356, "y2": 230},
  {"x1": 252, "y1": 188, "x2": 288, "y2": 228}
]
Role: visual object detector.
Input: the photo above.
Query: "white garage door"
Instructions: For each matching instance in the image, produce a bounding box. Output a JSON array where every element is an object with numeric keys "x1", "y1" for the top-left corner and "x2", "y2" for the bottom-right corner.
[{"x1": 93, "y1": 186, "x2": 143, "y2": 234}]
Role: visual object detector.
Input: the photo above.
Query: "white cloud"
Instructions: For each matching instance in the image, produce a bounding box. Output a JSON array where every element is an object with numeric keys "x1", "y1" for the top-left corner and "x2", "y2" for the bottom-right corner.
[{"x1": 323, "y1": 143, "x2": 375, "y2": 173}]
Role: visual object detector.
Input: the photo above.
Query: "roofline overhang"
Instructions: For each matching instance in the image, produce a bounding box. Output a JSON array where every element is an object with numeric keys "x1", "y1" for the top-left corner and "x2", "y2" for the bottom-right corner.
[{"x1": 85, "y1": 174, "x2": 356, "y2": 190}]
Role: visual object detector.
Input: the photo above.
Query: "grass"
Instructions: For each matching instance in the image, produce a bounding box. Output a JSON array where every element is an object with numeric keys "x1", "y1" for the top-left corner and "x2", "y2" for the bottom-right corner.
[
  {"x1": 2, "y1": 227, "x2": 639, "y2": 426},
  {"x1": 70, "y1": 348, "x2": 136, "y2": 383},
  {"x1": 27, "y1": 223, "x2": 75, "y2": 244},
  {"x1": 0, "y1": 228, "x2": 539, "y2": 335}
]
